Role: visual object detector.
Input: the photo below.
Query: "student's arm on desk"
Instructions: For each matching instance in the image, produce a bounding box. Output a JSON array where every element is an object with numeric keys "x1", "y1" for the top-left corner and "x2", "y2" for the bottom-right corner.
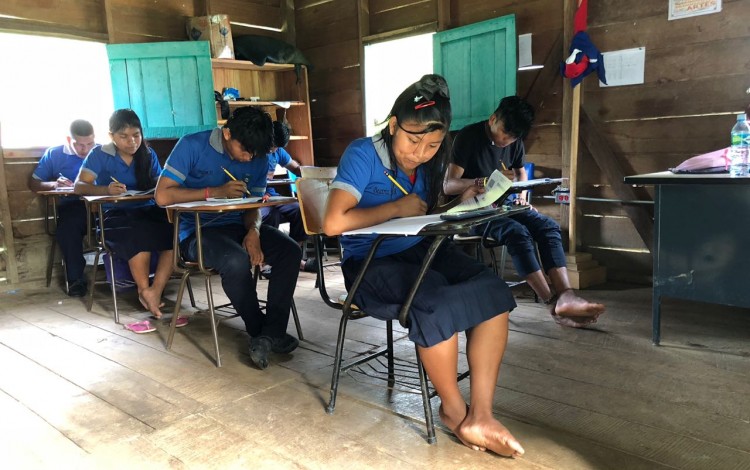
[
  {"x1": 242, "y1": 209, "x2": 263, "y2": 267},
  {"x1": 74, "y1": 170, "x2": 125, "y2": 196},
  {"x1": 154, "y1": 174, "x2": 249, "y2": 205},
  {"x1": 323, "y1": 188, "x2": 426, "y2": 236}
]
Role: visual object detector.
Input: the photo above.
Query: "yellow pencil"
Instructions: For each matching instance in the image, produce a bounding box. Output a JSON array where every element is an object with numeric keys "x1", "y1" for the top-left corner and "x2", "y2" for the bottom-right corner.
[
  {"x1": 221, "y1": 166, "x2": 252, "y2": 196},
  {"x1": 383, "y1": 170, "x2": 408, "y2": 196},
  {"x1": 110, "y1": 176, "x2": 122, "y2": 184},
  {"x1": 500, "y1": 161, "x2": 508, "y2": 171}
]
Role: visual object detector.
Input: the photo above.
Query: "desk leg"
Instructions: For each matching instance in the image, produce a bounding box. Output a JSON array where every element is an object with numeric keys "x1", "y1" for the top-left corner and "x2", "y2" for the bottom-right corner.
[
  {"x1": 652, "y1": 289, "x2": 661, "y2": 346},
  {"x1": 397, "y1": 236, "x2": 448, "y2": 328}
]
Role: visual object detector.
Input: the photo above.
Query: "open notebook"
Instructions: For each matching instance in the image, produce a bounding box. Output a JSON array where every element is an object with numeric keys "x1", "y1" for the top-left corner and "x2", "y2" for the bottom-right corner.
[{"x1": 446, "y1": 170, "x2": 562, "y2": 214}]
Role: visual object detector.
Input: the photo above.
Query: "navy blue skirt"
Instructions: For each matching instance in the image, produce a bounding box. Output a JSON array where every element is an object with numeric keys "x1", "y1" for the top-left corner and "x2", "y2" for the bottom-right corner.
[
  {"x1": 102, "y1": 205, "x2": 173, "y2": 260},
  {"x1": 341, "y1": 238, "x2": 516, "y2": 348}
]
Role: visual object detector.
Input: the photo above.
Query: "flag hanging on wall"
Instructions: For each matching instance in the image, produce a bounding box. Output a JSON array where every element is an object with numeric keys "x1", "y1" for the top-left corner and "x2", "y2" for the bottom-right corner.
[{"x1": 560, "y1": 0, "x2": 607, "y2": 87}]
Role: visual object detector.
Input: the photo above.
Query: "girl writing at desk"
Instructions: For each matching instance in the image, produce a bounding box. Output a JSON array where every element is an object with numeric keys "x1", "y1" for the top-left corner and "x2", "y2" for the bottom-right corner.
[
  {"x1": 323, "y1": 75, "x2": 524, "y2": 457},
  {"x1": 74, "y1": 109, "x2": 174, "y2": 324}
]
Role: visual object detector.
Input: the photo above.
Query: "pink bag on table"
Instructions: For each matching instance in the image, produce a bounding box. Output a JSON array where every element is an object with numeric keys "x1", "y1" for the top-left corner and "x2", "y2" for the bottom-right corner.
[{"x1": 669, "y1": 148, "x2": 730, "y2": 174}]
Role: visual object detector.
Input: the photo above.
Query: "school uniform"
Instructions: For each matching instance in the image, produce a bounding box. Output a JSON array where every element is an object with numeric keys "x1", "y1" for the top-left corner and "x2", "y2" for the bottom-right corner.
[
  {"x1": 260, "y1": 147, "x2": 305, "y2": 242},
  {"x1": 32, "y1": 142, "x2": 93, "y2": 284},
  {"x1": 161, "y1": 128, "x2": 301, "y2": 339},
  {"x1": 452, "y1": 121, "x2": 566, "y2": 277},
  {"x1": 332, "y1": 135, "x2": 516, "y2": 348},
  {"x1": 80, "y1": 143, "x2": 172, "y2": 260}
]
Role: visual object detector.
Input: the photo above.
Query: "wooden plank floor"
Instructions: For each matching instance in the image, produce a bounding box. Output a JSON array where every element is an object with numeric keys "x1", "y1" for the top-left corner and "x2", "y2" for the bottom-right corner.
[{"x1": 1, "y1": 267, "x2": 749, "y2": 469}]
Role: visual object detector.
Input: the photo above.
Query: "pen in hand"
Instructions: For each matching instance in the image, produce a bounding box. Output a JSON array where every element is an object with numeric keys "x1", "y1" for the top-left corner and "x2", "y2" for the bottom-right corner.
[
  {"x1": 221, "y1": 166, "x2": 253, "y2": 197},
  {"x1": 57, "y1": 173, "x2": 73, "y2": 187}
]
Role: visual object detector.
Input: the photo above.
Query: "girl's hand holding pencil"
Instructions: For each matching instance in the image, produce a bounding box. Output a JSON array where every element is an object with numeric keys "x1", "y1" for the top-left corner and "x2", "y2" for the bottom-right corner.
[{"x1": 108, "y1": 176, "x2": 127, "y2": 195}]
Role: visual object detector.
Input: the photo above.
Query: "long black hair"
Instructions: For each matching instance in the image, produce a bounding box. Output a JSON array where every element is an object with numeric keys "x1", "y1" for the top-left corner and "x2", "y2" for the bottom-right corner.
[
  {"x1": 378, "y1": 74, "x2": 452, "y2": 210},
  {"x1": 109, "y1": 109, "x2": 155, "y2": 190}
]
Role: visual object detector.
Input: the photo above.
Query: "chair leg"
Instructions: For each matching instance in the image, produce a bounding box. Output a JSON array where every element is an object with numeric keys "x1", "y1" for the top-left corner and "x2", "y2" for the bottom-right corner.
[
  {"x1": 86, "y1": 250, "x2": 100, "y2": 312},
  {"x1": 290, "y1": 298, "x2": 304, "y2": 341},
  {"x1": 499, "y1": 245, "x2": 508, "y2": 279},
  {"x1": 326, "y1": 312, "x2": 351, "y2": 414},
  {"x1": 415, "y1": 348, "x2": 437, "y2": 445},
  {"x1": 386, "y1": 320, "x2": 395, "y2": 390},
  {"x1": 108, "y1": 254, "x2": 120, "y2": 324},
  {"x1": 186, "y1": 276, "x2": 197, "y2": 308},
  {"x1": 205, "y1": 275, "x2": 222, "y2": 367},
  {"x1": 167, "y1": 271, "x2": 191, "y2": 351},
  {"x1": 46, "y1": 241, "x2": 56, "y2": 288}
]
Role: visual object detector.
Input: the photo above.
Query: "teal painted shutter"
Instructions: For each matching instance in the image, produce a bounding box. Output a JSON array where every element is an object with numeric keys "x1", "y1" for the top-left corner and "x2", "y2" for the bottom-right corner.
[
  {"x1": 106, "y1": 41, "x2": 217, "y2": 139},
  {"x1": 433, "y1": 15, "x2": 516, "y2": 131}
]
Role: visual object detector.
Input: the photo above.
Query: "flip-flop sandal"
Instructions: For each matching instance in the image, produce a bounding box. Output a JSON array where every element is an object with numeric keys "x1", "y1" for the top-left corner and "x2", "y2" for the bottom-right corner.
[{"x1": 124, "y1": 320, "x2": 156, "y2": 334}]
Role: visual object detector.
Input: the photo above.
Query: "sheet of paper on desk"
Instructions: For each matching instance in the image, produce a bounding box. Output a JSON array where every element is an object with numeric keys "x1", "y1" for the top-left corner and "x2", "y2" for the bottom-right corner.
[
  {"x1": 446, "y1": 170, "x2": 511, "y2": 214},
  {"x1": 53, "y1": 187, "x2": 75, "y2": 192},
  {"x1": 343, "y1": 214, "x2": 444, "y2": 236},
  {"x1": 511, "y1": 178, "x2": 563, "y2": 189},
  {"x1": 122, "y1": 188, "x2": 155, "y2": 196}
]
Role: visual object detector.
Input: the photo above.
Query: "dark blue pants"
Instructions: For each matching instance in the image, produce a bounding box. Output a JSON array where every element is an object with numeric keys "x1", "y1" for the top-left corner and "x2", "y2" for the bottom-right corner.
[
  {"x1": 472, "y1": 209, "x2": 566, "y2": 277},
  {"x1": 180, "y1": 224, "x2": 302, "y2": 339},
  {"x1": 55, "y1": 201, "x2": 88, "y2": 283},
  {"x1": 260, "y1": 203, "x2": 306, "y2": 243}
]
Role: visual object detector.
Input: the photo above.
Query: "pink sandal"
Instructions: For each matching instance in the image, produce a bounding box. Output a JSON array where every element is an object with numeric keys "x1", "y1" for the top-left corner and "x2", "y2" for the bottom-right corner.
[
  {"x1": 124, "y1": 320, "x2": 156, "y2": 334},
  {"x1": 174, "y1": 316, "x2": 189, "y2": 328}
]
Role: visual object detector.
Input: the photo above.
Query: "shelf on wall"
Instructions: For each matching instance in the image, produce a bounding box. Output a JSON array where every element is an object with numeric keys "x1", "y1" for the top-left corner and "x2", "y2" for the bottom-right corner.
[
  {"x1": 211, "y1": 59, "x2": 297, "y2": 72},
  {"x1": 226, "y1": 100, "x2": 306, "y2": 107}
]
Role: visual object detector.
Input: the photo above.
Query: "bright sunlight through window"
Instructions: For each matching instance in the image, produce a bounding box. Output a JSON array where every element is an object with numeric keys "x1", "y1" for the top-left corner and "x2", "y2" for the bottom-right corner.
[
  {"x1": 364, "y1": 33, "x2": 434, "y2": 136},
  {"x1": 0, "y1": 33, "x2": 114, "y2": 148}
]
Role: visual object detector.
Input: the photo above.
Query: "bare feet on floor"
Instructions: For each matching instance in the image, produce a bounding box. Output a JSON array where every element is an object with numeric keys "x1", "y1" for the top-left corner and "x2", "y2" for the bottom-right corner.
[
  {"x1": 551, "y1": 289, "x2": 605, "y2": 328},
  {"x1": 138, "y1": 286, "x2": 165, "y2": 319},
  {"x1": 452, "y1": 409, "x2": 525, "y2": 458}
]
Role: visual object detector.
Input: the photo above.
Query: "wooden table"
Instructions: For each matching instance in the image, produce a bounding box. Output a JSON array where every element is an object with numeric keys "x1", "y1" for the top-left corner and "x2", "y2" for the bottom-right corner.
[
  {"x1": 37, "y1": 188, "x2": 79, "y2": 287},
  {"x1": 623, "y1": 171, "x2": 750, "y2": 344}
]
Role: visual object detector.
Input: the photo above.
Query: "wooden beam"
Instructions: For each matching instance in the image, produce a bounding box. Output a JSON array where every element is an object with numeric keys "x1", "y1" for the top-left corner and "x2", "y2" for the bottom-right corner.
[
  {"x1": 0, "y1": 17, "x2": 108, "y2": 43},
  {"x1": 561, "y1": 0, "x2": 577, "y2": 239},
  {"x1": 362, "y1": 21, "x2": 436, "y2": 44},
  {"x1": 437, "y1": 0, "x2": 451, "y2": 32},
  {"x1": 281, "y1": 0, "x2": 297, "y2": 45},
  {"x1": 357, "y1": 0, "x2": 370, "y2": 135},
  {"x1": 579, "y1": 106, "x2": 654, "y2": 252},
  {"x1": 102, "y1": 0, "x2": 115, "y2": 43},
  {"x1": 0, "y1": 128, "x2": 20, "y2": 285}
]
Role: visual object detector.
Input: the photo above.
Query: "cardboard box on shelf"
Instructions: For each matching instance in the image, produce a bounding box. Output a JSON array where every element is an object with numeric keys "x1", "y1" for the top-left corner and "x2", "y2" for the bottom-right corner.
[{"x1": 186, "y1": 15, "x2": 234, "y2": 59}]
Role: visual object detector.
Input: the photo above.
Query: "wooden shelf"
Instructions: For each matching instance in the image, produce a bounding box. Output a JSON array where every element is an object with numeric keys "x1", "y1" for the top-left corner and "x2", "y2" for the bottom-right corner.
[
  {"x1": 226, "y1": 100, "x2": 305, "y2": 107},
  {"x1": 211, "y1": 58, "x2": 297, "y2": 72},
  {"x1": 289, "y1": 136, "x2": 309, "y2": 140}
]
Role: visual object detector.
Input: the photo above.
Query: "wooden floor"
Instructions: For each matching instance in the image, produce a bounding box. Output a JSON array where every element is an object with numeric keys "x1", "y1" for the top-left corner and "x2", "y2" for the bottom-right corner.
[{"x1": 1, "y1": 267, "x2": 749, "y2": 469}]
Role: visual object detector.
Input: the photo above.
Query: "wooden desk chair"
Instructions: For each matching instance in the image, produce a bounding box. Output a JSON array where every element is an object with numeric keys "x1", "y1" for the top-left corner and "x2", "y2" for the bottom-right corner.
[
  {"x1": 296, "y1": 177, "x2": 438, "y2": 444},
  {"x1": 165, "y1": 209, "x2": 303, "y2": 367}
]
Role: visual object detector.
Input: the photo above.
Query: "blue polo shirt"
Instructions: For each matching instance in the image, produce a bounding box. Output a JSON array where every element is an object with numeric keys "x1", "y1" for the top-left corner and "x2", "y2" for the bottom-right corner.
[
  {"x1": 265, "y1": 148, "x2": 292, "y2": 196},
  {"x1": 331, "y1": 136, "x2": 427, "y2": 261},
  {"x1": 80, "y1": 142, "x2": 160, "y2": 210},
  {"x1": 32, "y1": 142, "x2": 94, "y2": 205},
  {"x1": 161, "y1": 128, "x2": 269, "y2": 241}
]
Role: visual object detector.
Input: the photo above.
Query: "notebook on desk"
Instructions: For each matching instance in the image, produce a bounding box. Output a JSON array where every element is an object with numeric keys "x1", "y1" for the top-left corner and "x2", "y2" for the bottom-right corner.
[{"x1": 446, "y1": 170, "x2": 562, "y2": 214}]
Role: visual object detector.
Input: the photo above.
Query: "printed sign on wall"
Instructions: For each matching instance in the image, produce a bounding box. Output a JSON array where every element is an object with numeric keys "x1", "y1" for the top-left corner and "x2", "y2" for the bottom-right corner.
[{"x1": 669, "y1": 0, "x2": 722, "y2": 21}]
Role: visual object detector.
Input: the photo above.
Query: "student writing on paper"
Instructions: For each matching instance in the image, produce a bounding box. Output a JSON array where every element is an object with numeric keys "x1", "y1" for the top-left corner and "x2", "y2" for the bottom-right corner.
[
  {"x1": 444, "y1": 96, "x2": 605, "y2": 327},
  {"x1": 155, "y1": 106, "x2": 302, "y2": 370},
  {"x1": 74, "y1": 110, "x2": 175, "y2": 320},
  {"x1": 324, "y1": 75, "x2": 524, "y2": 458},
  {"x1": 28, "y1": 119, "x2": 98, "y2": 297}
]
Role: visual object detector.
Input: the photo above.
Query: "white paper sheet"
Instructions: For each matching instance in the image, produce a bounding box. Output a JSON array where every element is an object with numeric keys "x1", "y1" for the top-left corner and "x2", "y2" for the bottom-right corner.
[
  {"x1": 343, "y1": 214, "x2": 444, "y2": 236},
  {"x1": 446, "y1": 170, "x2": 512, "y2": 213},
  {"x1": 599, "y1": 47, "x2": 645, "y2": 87},
  {"x1": 518, "y1": 33, "x2": 532, "y2": 68}
]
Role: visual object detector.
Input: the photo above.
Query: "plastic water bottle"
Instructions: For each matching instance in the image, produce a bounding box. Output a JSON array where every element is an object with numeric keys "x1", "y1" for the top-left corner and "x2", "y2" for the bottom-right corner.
[{"x1": 729, "y1": 113, "x2": 750, "y2": 177}]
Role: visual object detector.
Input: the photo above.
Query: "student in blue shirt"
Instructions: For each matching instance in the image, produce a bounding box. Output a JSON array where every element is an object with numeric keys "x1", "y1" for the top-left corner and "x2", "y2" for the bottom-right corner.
[
  {"x1": 155, "y1": 106, "x2": 302, "y2": 370},
  {"x1": 260, "y1": 121, "x2": 315, "y2": 272},
  {"x1": 324, "y1": 75, "x2": 524, "y2": 458},
  {"x1": 74, "y1": 109, "x2": 174, "y2": 320},
  {"x1": 29, "y1": 119, "x2": 97, "y2": 297}
]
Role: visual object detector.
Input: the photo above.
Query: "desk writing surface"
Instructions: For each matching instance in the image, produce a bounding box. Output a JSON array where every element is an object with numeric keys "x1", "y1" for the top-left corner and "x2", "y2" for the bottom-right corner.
[
  {"x1": 166, "y1": 196, "x2": 296, "y2": 212},
  {"x1": 82, "y1": 194, "x2": 154, "y2": 203},
  {"x1": 624, "y1": 171, "x2": 750, "y2": 185}
]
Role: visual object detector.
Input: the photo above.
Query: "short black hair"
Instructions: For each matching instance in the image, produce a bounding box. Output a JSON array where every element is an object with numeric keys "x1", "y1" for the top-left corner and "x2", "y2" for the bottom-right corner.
[
  {"x1": 493, "y1": 96, "x2": 535, "y2": 140},
  {"x1": 224, "y1": 106, "x2": 273, "y2": 157},
  {"x1": 70, "y1": 119, "x2": 94, "y2": 138},
  {"x1": 272, "y1": 120, "x2": 291, "y2": 149}
]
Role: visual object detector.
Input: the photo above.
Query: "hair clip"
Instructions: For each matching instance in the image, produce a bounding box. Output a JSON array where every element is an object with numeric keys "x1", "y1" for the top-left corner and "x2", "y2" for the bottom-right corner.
[{"x1": 414, "y1": 100, "x2": 436, "y2": 110}]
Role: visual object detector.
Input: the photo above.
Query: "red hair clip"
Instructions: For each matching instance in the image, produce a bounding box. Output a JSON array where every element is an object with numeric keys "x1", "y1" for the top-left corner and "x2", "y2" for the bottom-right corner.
[{"x1": 414, "y1": 100, "x2": 436, "y2": 110}]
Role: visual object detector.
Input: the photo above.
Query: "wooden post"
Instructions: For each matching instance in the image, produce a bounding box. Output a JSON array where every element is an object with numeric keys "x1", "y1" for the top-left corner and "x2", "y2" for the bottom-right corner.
[
  {"x1": 0, "y1": 126, "x2": 20, "y2": 285},
  {"x1": 357, "y1": 0, "x2": 370, "y2": 135},
  {"x1": 569, "y1": 85, "x2": 581, "y2": 253},
  {"x1": 281, "y1": 0, "x2": 296, "y2": 45}
]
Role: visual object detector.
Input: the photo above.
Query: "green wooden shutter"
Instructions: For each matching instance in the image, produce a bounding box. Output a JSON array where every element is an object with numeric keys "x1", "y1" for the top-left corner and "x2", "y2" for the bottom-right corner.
[
  {"x1": 433, "y1": 15, "x2": 516, "y2": 131},
  {"x1": 106, "y1": 41, "x2": 216, "y2": 139}
]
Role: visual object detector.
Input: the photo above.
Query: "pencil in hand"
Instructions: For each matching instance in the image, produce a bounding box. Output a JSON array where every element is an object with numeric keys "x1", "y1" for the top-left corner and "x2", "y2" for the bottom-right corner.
[
  {"x1": 221, "y1": 166, "x2": 252, "y2": 196},
  {"x1": 383, "y1": 170, "x2": 408, "y2": 195}
]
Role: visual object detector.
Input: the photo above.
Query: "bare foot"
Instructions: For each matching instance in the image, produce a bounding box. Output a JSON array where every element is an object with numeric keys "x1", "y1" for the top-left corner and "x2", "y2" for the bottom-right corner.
[
  {"x1": 455, "y1": 411, "x2": 525, "y2": 457},
  {"x1": 138, "y1": 286, "x2": 165, "y2": 319},
  {"x1": 551, "y1": 289, "x2": 605, "y2": 327},
  {"x1": 439, "y1": 403, "x2": 480, "y2": 450}
]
